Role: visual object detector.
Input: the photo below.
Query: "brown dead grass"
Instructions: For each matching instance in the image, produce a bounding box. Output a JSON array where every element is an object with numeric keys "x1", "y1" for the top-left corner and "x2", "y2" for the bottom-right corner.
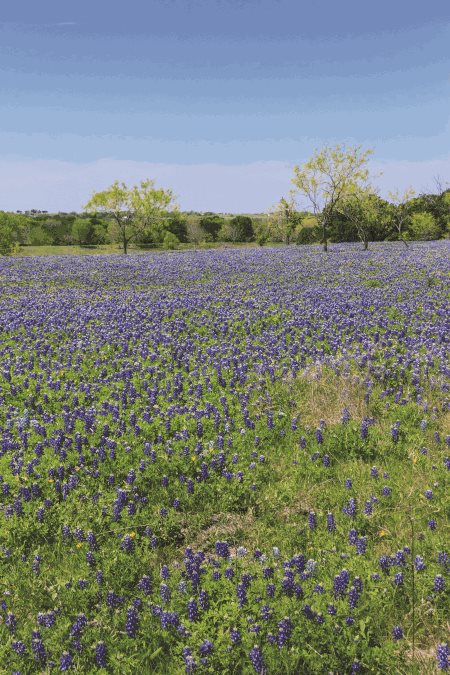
[
  {"x1": 284, "y1": 365, "x2": 369, "y2": 428},
  {"x1": 404, "y1": 637, "x2": 449, "y2": 675},
  {"x1": 180, "y1": 510, "x2": 256, "y2": 553}
]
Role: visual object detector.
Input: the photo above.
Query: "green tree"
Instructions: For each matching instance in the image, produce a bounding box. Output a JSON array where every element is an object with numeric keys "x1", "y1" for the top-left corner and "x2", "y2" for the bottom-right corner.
[
  {"x1": 166, "y1": 212, "x2": 188, "y2": 242},
  {"x1": 0, "y1": 212, "x2": 26, "y2": 254},
  {"x1": 409, "y1": 212, "x2": 441, "y2": 241},
  {"x1": 29, "y1": 225, "x2": 53, "y2": 245},
  {"x1": 291, "y1": 144, "x2": 374, "y2": 251},
  {"x1": 186, "y1": 218, "x2": 208, "y2": 246},
  {"x1": 335, "y1": 187, "x2": 387, "y2": 250},
  {"x1": 84, "y1": 179, "x2": 177, "y2": 254},
  {"x1": 162, "y1": 231, "x2": 179, "y2": 249},
  {"x1": 229, "y1": 215, "x2": 254, "y2": 242},
  {"x1": 218, "y1": 216, "x2": 254, "y2": 242},
  {"x1": 387, "y1": 187, "x2": 416, "y2": 245},
  {"x1": 199, "y1": 213, "x2": 224, "y2": 241},
  {"x1": 268, "y1": 194, "x2": 301, "y2": 244},
  {"x1": 71, "y1": 218, "x2": 94, "y2": 245},
  {"x1": 253, "y1": 218, "x2": 271, "y2": 246}
]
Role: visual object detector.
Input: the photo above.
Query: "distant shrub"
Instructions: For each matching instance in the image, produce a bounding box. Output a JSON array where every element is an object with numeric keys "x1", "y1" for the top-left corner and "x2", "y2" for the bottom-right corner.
[
  {"x1": 409, "y1": 211, "x2": 441, "y2": 240},
  {"x1": 296, "y1": 226, "x2": 318, "y2": 245},
  {"x1": 163, "y1": 232, "x2": 179, "y2": 250}
]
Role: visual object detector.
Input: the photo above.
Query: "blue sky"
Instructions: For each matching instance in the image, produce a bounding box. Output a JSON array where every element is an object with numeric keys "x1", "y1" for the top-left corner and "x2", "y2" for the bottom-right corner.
[{"x1": 1, "y1": 0, "x2": 449, "y2": 212}]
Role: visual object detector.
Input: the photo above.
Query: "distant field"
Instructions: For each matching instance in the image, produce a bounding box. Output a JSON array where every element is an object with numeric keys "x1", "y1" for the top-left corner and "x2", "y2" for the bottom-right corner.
[
  {"x1": 15, "y1": 242, "x2": 263, "y2": 256},
  {"x1": 0, "y1": 242, "x2": 448, "y2": 674}
]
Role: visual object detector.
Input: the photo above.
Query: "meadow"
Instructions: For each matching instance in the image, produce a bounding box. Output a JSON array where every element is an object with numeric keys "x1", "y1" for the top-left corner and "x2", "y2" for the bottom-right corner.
[{"x1": 0, "y1": 242, "x2": 448, "y2": 674}]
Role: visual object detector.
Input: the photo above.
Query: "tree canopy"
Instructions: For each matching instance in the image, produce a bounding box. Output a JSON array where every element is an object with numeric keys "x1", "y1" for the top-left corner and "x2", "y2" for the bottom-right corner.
[
  {"x1": 291, "y1": 144, "x2": 374, "y2": 251},
  {"x1": 84, "y1": 179, "x2": 177, "y2": 254}
]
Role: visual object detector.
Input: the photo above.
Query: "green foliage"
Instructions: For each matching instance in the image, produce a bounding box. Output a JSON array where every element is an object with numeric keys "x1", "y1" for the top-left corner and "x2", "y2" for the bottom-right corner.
[
  {"x1": 334, "y1": 188, "x2": 391, "y2": 249},
  {"x1": 0, "y1": 211, "x2": 26, "y2": 254},
  {"x1": 71, "y1": 218, "x2": 92, "y2": 245},
  {"x1": 291, "y1": 144, "x2": 375, "y2": 250},
  {"x1": 166, "y1": 212, "x2": 188, "y2": 243},
  {"x1": 84, "y1": 179, "x2": 177, "y2": 253},
  {"x1": 219, "y1": 215, "x2": 254, "y2": 242},
  {"x1": 199, "y1": 213, "x2": 225, "y2": 241},
  {"x1": 296, "y1": 225, "x2": 318, "y2": 245},
  {"x1": 162, "y1": 231, "x2": 179, "y2": 249},
  {"x1": 409, "y1": 211, "x2": 441, "y2": 241},
  {"x1": 267, "y1": 194, "x2": 302, "y2": 244}
]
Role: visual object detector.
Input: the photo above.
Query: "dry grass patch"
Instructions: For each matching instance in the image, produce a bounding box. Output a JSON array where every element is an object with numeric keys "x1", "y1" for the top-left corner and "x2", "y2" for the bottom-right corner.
[{"x1": 180, "y1": 510, "x2": 256, "y2": 553}]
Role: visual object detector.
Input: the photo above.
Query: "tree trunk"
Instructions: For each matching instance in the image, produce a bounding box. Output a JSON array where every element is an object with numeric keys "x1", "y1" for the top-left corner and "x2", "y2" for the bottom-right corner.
[
  {"x1": 364, "y1": 237, "x2": 369, "y2": 250},
  {"x1": 123, "y1": 237, "x2": 128, "y2": 254},
  {"x1": 322, "y1": 221, "x2": 328, "y2": 252}
]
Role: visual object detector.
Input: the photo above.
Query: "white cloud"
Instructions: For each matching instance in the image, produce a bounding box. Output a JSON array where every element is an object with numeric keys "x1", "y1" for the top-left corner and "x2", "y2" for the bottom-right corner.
[{"x1": 0, "y1": 156, "x2": 448, "y2": 214}]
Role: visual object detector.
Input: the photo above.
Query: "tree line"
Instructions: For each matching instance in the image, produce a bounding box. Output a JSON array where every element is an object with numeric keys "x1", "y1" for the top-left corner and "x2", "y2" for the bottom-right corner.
[{"x1": 1, "y1": 145, "x2": 449, "y2": 255}]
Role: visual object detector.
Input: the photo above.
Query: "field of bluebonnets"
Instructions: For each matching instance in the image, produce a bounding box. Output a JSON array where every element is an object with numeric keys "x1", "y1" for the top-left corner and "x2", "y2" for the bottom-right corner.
[{"x1": 0, "y1": 241, "x2": 449, "y2": 674}]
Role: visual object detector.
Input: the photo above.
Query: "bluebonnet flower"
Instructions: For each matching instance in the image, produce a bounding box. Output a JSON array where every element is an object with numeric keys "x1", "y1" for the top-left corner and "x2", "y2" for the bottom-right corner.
[
  {"x1": 436, "y1": 643, "x2": 449, "y2": 670},
  {"x1": 120, "y1": 534, "x2": 134, "y2": 553},
  {"x1": 392, "y1": 626, "x2": 403, "y2": 640},
  {"x1": 391, "y1": 422, "x2": 400, "y2": 442},
  {"x1": 199, "y1": 639, "x2": 213, "y2": 656},
  {"x1": 95, "y1": 642, "x2": 107, "y2": 667},
  {"x1": 266, "y1": 583, "x2": 275, "y2": 598},
  {"x1": 394, "y1": 572, "x2": 404, "y2": 586},
  {"x1": 308, "y1": 511, "x2": 317, "y2": 531},
  {"x1": 225, "y1": 566, "x2": 234, "y2": 580},
  {"x1": 137, "y1": 575, "x2": 152, "y2": 595},
  {"x1": 236, "y1": 583, "x2": 247, "y2": 607},
  {"x1": 60, "y1": 651, "x2": 73, "y2": 671},
  {"x1": 125, "y1": 607, "x2": 139, "y2": 637},
  {"x1": 230, "y1": 628, "x2": 241, "y2": 645},
  {"x1": 249, "y1": 645, "x2": 266, "y2": 674},
  {"x1": 215, "y1": 541, "x2": 230, "y2": 558},
  {"x1": 11, "y1": 641, "x2": 27, "y2": 655},
  {"x1": 160, "y1": 583, "x2": 171, "y2": 603},
  {"x1": 434, "y1": 575, "x2": 445, "y2": 592},
  {"x1": 379, "y1": 555, "x2": 391, "y2": 574},
  {"x1": 70, "y1": 614, "x2": 87, "y2": 638},
  {"x1": 414, "y1": 556, "x2": 426, "y2": 572},
  {"x1": 327, "y1": 512, "x2": 336, "y2": 532},
  {"x1": 6, "y1": 612, "x2": 17, "y2": 633},
  {"x1": 187, "y1": 598, "x2": 198, "y2": 622},
  {"x1": 348, "y1": 586, "x2": 360, "y2": 609},
  {"x1": 277, "y1": 616, "x2": 292, "y2": 647},
  {"x1": 333, "y1": 570, "x2": 349, "y2": 598},
  {"x1": 199, "y1": 589, "x2": 209, "y2": 610},
  {"x1": 360, "y1": 417, "x2": 370, "y2": 440},
  {"x1": 182, "y1": 646, "x2": 197, "y2": 673},
  {"x1": 343, "y1": 497, "x2": 357, "y2": 517},
  {"x1": 348, "y1": 528, "x2": 358, "y2": 545},
  {"x1": 356, "y1": 537, "x2": 367, "y2": 555}
]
